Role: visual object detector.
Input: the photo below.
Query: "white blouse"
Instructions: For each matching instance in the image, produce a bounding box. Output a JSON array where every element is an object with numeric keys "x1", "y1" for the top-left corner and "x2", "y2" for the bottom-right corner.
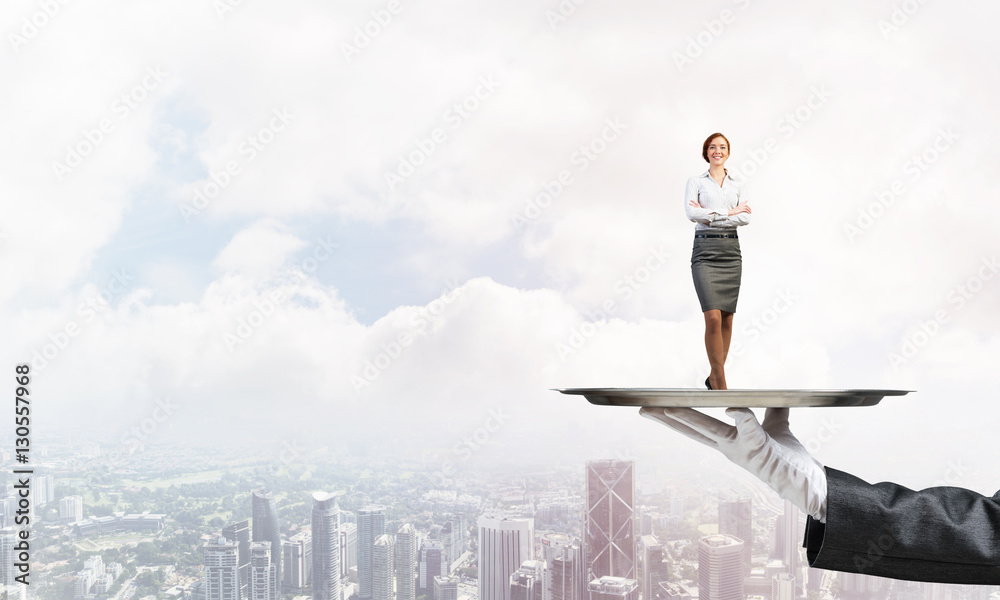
[{"x1": 684, "y1": 169, "x2": 751, "y2": 231}]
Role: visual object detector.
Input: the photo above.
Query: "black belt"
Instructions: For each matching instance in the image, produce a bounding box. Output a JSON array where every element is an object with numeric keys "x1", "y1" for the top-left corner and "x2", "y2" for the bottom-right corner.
[{"x1": 695, "y1": 233, "x2": 738, "y2": 239}]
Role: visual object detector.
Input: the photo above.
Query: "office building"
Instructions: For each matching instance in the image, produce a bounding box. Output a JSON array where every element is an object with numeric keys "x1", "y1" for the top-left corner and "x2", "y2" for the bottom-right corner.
[
  {"x1": 434, "y1": 575, "x2": 460, "y2": 600},
  {"x1": 205, "y1": 536, "x2": 240, "y2": 600},
  {"x1": 223, "y1": 519, "x2": 251, "y2": 600},
  {"x1": 510, "y1": 560, "x2": 545, "y2": 600},
  {"x1": 419, "y1": 539, "x2": 446, "y2": 591},
  {"x1": 772, "y1": 573, "x2": 794, "y2": 600},
  {"x1": 718, "y1": 492, "x2": 752, "y2": 575},
  {"x1": 342, "y1": 522, "x2": 358, "y2": 580},
  {"x1": 359, "y1": 506, "x2": 387, "y2": 600},
  {"x1": 655, "y1": 581, "x2": 692, "y2": 600},
  {"x1": 282, "y1": 530, "x2": 311, "y2": 591},
  {"x1": 587, "y1": 576, "x2": 638, "y2": 600},
  {"x1": 396, "y1": 524, "x2": 417, "y2": 600},
  {"x1": 697, "y1": 535, "x2": 744, "y2": 600},
  {"x1": 313, "y1": 492, "x2": 342, "y2": 600},
  {"x1": 779, "y1": 500, "x2": 801, "y2": 584},
  {"x1": 250, "y1": 541, "x2": 277, "y2": 600},
  {"x1": 585, "y1": 460, "x2": 635, "y2": 580},
  {"x1": 638, "y1": 536, "x2": 669, "y2": 600},
  {"x1": 60, "y1": 495, "x2": 83, "y2": 523},
  {"x1": 373, "y1": 534, "x2": 395, "y2": 600},
  {"x1": 252, "y1": 489, "x2": 282, "y2": 599},
  {"x1": 0, "y1": 529, "x2": 15, "y2": 587},
  {"x1": 541, "y1": 533, "x2": 584, "y2": 600},
  {"x1": 478, "y1": 515, "x2": 534, "y2": 600}
]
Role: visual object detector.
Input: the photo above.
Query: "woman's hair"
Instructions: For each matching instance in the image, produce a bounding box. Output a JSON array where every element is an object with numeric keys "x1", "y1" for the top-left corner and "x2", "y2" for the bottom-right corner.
[{"x1": 702, "y1": 133, "x2": 730, "y2": 163}]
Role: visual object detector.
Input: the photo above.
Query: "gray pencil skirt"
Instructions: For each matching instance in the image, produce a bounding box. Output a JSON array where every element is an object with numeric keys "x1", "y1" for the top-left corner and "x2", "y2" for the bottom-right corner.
[{"x1": 691, "y1": 233, "x2": 742, "y2": 313}]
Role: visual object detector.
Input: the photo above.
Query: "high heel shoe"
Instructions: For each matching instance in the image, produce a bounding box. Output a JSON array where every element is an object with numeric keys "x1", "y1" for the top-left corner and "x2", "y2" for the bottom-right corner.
[{"x1": 705, "y1": 377, "x2": 712, "y2": 390}]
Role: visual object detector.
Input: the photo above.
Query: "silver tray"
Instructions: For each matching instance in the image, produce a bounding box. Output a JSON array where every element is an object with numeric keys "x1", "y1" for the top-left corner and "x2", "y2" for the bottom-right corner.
[{"x1": 555, "y1": 388, "x2": 912, "y2": 408}]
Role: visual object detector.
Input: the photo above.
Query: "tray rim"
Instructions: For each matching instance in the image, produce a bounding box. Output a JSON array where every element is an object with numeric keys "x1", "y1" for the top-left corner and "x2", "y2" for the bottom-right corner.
[{"x1": 553, "y1": 388, "x2": 913, "y2": 408}]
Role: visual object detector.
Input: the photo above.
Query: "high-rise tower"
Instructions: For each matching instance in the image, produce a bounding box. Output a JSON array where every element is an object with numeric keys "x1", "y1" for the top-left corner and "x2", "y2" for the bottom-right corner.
[
  {"x1": 697, "y1": 535, "x2": 744, "y2": 600},
  {"x1": 396, "y1": 524, "x2": 417, "y2": 600},
  {"x1": 478, "y1": 515, "x2": 534, "y2": 600},
  {"x1": 252, "y1": 489, "x2": 282, "y2": 598},
  {"x1": 585, "y1": 460, "x2": 635, "y2": 580},
  {"x1": 205, "y1": 536, "x2": 241, "y2": 600},
  {"x1": 718, "y1": 491, "x2": 752, "y2": 575},
  {"x1": 312, "y1": 492, "x2": 342, "y2": 600},
  {"x1": 373, "y1": 534, "x2": 395, "y2": 600},
  {"x1": 358, "y1": 506, "x2": 387, "y2": 600}
]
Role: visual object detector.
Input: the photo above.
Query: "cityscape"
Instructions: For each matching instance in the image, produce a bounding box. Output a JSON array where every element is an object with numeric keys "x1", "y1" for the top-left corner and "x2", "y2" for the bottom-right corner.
[{"x1": 1, "y1": 440, "x2": 995, "y2": 600}]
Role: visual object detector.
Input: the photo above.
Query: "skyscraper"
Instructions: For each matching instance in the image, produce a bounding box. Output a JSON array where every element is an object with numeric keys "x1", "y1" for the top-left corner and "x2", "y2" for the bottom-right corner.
[
  {"x1": 282, "y1": 531, "x2": 311, "y2": 591},
  {"x1": 205, "y1": 536, "x2": 240, "y2": 600},
  {"x1": 250, "y1": 541, "x2": 277, "y2": 600},
  {"x1": 779, "y1": 500, "x2": 800, "y2": 581},
  {"x1": 478, "y1": 515, "x2": 534, "y2": 600},
  {"x1": 585, "y1": 460, "x2": 635, "y2": 581},
  {"x1": 718, "y1": 492, "x2": 752, "y2": 575},
  {"x1": 638, "y1": 535, "x2": 669, "y2": 600},
  {"x1": 252, "y1": 489, "x2": 282, "y2": 599},
  {"x1": 341, "y1": 522, "x2": 358, "y2": 580},
  {"x1": 59, "y1": 495, "x2": 83, "y2": 523},
  {"x1": 396, "y1": 524, "x2": 417, "y2": 600},
  {"x1": 433, "y1": 575, "x2": 460, "y2": 600},
  {"x1": 0, "y1": 528, "x2": 15, "y2": 587},
  {"x1": 697, "y1": 535, "x2": 744, "y2": 600},
  {"x1": 509, "y1": 560, "x2": 545, "y2": 600},
  {"x1": 587, "y1": 576, "x2": 638, "y2": 600},
  {"x1": 772, "y1": 572, "x2": 794, "y2": 600},
  {"x1": 419, "y1": 539, "x2": 446, "y2": 591},
  {"x1": 223, "y1": 519, "x2": 251, "y2": 600},
  {"x1": 312, "y1": 492, "x2": 342, "y2": 600},
  {"x1": 541, "y1": 533, "x2": 583, "y2": 600},
  {"x1": 359, "y1": 506, "x2": 387, "y2": 600},
  {"x1": 373, "y1": 534, "x2": 395, "y2": 600}
]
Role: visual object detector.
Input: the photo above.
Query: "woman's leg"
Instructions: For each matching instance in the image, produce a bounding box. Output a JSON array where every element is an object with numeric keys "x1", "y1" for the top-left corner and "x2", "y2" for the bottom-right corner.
[
  {"x1": 721, "y1": 311, "x2": 735, "y2": 362},
  {"x1": 703, "y1": 309, "x2": 726, "y2": 389}
]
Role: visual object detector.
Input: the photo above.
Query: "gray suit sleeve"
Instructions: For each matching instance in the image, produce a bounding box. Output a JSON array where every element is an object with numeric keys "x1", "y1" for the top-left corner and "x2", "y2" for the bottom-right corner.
[{"x1": 803, "y1": 467, "x2": 1000, "y2": 584}]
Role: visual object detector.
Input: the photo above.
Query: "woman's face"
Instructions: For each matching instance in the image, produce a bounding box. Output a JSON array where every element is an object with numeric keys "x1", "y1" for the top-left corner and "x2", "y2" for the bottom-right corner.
[{"x1": 706, "y1": 137, "x2": 729, "y2": 167}]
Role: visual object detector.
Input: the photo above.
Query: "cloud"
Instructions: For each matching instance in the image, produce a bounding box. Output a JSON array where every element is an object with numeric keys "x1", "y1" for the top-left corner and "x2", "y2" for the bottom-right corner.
[{"x1": 212, "y1": 218, "x2": 307, "y2": 278}]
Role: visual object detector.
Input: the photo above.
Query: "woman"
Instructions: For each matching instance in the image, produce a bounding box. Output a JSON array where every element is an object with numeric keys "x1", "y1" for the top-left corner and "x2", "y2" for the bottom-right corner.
[{"x1": 685, "y1": 133, "x2": 751, "y2": 390}]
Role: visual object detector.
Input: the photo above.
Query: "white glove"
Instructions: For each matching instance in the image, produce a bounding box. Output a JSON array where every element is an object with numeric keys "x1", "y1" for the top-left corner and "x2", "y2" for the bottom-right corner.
[{"x1": 639, "y1": 407, "x2": 828, "y2": 522}]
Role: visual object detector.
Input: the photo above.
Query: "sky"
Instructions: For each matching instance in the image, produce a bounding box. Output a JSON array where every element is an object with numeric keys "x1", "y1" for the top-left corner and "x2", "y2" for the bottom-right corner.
[{"x1": 2, "y1": 0, "x2": 999, "y2": 493}]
